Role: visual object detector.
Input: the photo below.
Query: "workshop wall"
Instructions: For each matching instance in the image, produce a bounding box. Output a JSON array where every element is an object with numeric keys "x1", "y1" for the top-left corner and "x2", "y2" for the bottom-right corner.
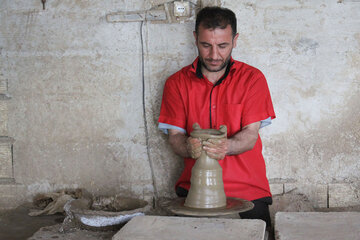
[{"x1": 0, "y1": 0, "x2": 359, "y2": 208}]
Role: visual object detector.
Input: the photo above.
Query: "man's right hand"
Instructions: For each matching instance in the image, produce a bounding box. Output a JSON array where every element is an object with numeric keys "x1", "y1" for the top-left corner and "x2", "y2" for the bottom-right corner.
[
  {"x1": 186, "y1": 137, "x2": 202, "y2": 159},
  {"x1": 168, "y1": 129, "x2": 202, "y2": 159}
]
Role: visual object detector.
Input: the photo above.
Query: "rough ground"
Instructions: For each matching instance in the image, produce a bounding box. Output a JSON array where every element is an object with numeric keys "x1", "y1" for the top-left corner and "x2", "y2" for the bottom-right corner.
[
  {"x1": 1, "y1": 197, "x2": 359, "y2": 240},
  {"x1": 28, "y1": 224, "x2": 115, "y2": 240},
  {"x1": 0, "y1": 203, "x2": 64, "y2": 240}
]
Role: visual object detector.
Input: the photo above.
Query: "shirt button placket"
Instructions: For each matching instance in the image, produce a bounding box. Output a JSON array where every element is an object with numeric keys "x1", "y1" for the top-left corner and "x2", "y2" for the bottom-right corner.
[{"x1": 212, "y1": 89, "x2": 218, "y2": 129}]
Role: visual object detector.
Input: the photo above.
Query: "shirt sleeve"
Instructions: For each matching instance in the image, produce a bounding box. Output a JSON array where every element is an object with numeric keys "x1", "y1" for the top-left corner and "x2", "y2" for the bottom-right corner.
[
  {"x1": 260, "y1": 117, "x2": 272, "y2": 129},
  {"x1": 242, "y1": 72, "x2": 276, "y2": 127},
  {"x1": 158, "y1": 123, "x2": 187, "y2": 134},
  {"x1": 158, "y1": 74, "x2": 187, "y2": 130},
  {"x1": 159, "y1": 119, "x2": 269, "y2": 135}
]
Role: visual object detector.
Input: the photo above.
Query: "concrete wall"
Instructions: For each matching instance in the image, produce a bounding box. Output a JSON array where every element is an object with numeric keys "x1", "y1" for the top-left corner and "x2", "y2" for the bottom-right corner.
[{"x1": 0, "y1": 0, "x2": 359, "y2": 208}]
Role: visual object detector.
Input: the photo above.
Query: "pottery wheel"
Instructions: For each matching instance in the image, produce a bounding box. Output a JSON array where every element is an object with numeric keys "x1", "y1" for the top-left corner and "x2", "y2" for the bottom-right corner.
[
  {"x1": 167, "y1": 197, "x2": 254, "y2": 217},
  {"x1": 166, "y1": 123, "x2": 254, "y2": 217}
]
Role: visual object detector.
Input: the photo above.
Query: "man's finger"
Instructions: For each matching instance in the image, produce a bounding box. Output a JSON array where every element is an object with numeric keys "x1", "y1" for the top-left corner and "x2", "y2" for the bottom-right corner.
[
  {"x1": 207, "y1": 138, "x2": 224, "y2": 144},
  {"x1": 192, "y1": 148, "x2": 202, "y2": 154},
  {"x1": 204, "y1": 138, "x2": 226, "y2": 146},
  {"x1": 207, "y1": 152, "x2": 224, "y2": 160},
  {"x1": 187, "y1": 137, "x2": 203, "y2": 159},
  {"x1": 202, "y1": 141, "x2": 217, "y2": 148},
  {"x1": 203, "y1": 146, "x2": 219, "y2": 153}
]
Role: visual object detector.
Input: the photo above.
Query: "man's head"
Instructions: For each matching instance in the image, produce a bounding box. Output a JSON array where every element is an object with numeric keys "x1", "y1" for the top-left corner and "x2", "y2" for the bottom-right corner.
[
  {"x1": 195, "y1": 7, "x2": 237, "y2": 38},
  {"x1": 194, "y1": 7, "x2": 238, "y2": 73}
]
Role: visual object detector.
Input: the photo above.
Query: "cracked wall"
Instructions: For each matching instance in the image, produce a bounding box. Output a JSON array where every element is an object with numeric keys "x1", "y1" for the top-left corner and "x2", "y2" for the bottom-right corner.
[{"x1": 0, "y1": 0, "x2": 359, "y2": 208}]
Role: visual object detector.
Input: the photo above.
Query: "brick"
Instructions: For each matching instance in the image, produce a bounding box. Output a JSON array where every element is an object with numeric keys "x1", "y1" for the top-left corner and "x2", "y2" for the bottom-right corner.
[
  {"x1": 328, "y1": 183, "x2": 360, "y2": 208},
  {"x1": 0, "y1": 79, "x2": 7, "y2": 94},
  {"x1": 270, "y1": 183, "x2": 284, "y2": 195},
  {"x1": 0, "y1": 101, "x2": 8, "y2": 136},
  {"x1": 0, "y1": 183, "x2": 26, "y2": 209},
  {"x1": 0, "y1": 139, "x2": 13, "y2": 178},
  {"x1": 284, "y1": 183, "x2": 327, "y2": 208},
  {"x1": 284, "y1": 183, "x2": 297, "y2": 193}
]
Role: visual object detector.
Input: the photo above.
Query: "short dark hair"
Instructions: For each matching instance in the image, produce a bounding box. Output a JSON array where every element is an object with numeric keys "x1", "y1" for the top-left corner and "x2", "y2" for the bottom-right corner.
[{"x1": 195, "y1": 7, "x2": 237, "y2": 38}]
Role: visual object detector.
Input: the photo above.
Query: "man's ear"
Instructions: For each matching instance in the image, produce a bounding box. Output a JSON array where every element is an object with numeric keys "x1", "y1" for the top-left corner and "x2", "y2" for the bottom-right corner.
[{"x1": 233, "y1": 33, "x2": 239, "y2": 48}]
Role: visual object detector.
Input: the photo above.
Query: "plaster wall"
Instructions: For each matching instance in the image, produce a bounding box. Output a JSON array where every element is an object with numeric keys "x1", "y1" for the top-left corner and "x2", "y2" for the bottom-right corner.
[{"x1": 0, "y1": 0, "x2": 359, "y2": 206}]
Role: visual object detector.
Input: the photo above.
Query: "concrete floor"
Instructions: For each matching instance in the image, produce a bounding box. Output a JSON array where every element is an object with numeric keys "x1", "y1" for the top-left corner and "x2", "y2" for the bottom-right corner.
[
  {"x1": 29, "y1": 224, "x2": 116, "y2": 240},
  {"x1": 0, "y1": 203, "x2": 117, "y2": 240},
  {"x1": 0, "y1": 203, "x2": 65, "y2": 240},
  {"x1": 1, "y1": 200, "x2": 359, "y2": 240}
]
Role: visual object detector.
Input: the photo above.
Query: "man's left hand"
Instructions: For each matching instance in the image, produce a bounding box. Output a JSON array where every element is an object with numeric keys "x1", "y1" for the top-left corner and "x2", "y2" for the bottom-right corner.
[{"x1": 203, "y1": 137, "x2": 228, "y2": 160}]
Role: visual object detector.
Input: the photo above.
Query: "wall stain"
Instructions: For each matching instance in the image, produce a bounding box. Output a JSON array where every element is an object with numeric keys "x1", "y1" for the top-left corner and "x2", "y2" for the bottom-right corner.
[
  {"x1": 265, "y1": 87, "x2": 360, "y2": 183},
  {"x1": 355, "y1": 33, "x2": 360, "y2": 47},
  {"x1": 244, "y1": 2, "x2": 258, "y2": 16},
  {"x1": 292, "y1": 85, "x2": 318, "y2": 98},
  {"x1": 290, "y1": 37, "x2": 319, "y2": 55},
  {"x1": 16, "y1": 10, "x2": 40, "y2": 50}
]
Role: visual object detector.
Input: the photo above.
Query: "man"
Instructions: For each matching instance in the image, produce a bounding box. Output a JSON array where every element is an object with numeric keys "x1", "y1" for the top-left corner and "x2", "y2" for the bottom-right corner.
[{"x1": 158, "y1": 7, "x2": 276, "y2": 227}]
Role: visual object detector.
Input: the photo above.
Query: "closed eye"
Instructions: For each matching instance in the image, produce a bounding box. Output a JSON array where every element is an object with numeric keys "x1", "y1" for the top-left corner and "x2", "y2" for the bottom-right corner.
[
  {"x1": 218, "y1": 43, "x2": 229, "y2": 48},
  {"x1": 200, "y1": 43, "x2": 211, "y2": 48}
]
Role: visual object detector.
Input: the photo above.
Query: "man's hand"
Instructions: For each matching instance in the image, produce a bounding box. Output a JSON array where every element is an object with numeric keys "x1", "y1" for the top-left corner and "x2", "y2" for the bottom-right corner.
[
  {"x1": 186, "y1": 137, "x2": 202, "y2": 159},
  {"x1": 168, "y1": 129, "x2": 202, "y2": 159},
  {"x1": 168, "y1": 121, "x2": 261, "y2": 160},
  {"x1": 203, "y1": 137, "x2": 228, "y2": 160}
]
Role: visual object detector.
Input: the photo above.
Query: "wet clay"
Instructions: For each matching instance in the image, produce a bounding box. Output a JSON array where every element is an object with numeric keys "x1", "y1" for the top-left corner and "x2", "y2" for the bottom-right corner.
[
  {"x1": 166, "y1": 123, "x2": 254, "y2": 216},
  {"x1": 184, "y1": 123, "x2": 227, "y2": 209},
  {"x1": 170, "y1": 197, "x2": 254, "y2": 217}
]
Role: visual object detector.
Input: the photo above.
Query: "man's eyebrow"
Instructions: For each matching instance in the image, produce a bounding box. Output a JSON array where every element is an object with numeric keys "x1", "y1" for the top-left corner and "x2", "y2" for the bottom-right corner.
[{"x1": 199, "y1": 41, "x2": 230, "y2": 45}]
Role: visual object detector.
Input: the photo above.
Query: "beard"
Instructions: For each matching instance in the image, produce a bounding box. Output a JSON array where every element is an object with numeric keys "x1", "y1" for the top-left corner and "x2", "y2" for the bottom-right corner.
[{"x1": 198, "y1": 51, "x2": 232, "y2": 73}]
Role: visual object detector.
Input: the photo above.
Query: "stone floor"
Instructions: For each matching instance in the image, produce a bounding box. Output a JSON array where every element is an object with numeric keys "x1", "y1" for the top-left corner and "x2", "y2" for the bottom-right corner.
[
  {"x1": 28, "y1": 224, "x2": 116, "y2": 240},
  {"x1": 0, "y1": 203, "x2": 65, "y2": 240},
  {"x1": 1, "y1": 201, "x2": 360, "y2": 240}
]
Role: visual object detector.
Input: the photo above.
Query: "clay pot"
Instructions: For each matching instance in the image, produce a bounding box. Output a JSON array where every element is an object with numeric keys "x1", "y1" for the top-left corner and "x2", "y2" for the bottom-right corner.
[{"x1": 184, "y1": 123, "x2": 227, "y2": 209}]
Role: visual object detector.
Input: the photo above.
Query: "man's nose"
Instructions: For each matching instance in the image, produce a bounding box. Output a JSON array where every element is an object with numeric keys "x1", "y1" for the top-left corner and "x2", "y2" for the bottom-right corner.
[{"x1": 209, "y1": 46, "x2": 219, "y2": 59}]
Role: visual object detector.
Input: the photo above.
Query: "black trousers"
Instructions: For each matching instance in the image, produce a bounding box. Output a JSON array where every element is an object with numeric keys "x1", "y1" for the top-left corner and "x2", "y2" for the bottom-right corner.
[{"x1": 176, "y1": 187, "x2": 272, "y2": 228}]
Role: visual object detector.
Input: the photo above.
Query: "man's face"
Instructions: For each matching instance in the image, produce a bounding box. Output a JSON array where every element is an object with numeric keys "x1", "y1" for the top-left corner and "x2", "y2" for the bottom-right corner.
[{"x1": 194, "y1": 24, "x2": 238, "y2": 73}]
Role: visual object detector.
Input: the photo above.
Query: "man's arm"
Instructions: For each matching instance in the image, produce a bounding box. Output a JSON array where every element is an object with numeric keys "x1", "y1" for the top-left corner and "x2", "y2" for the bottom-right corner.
[
  {"x1": 168, "y1": 129, "x2": 202, "y2": 159},
  {"x1": 203, "y1": 121, "x2": 261, "y2": 160},
  {"x1": 168, "y1": 121, "x2": 260, "y2": 160},
  {"x1": 168, "y1": 129, "x2": 189, "y2": 158},
  {"x1": 227, "y1": 121, "x2": 261, "y2": 155}
]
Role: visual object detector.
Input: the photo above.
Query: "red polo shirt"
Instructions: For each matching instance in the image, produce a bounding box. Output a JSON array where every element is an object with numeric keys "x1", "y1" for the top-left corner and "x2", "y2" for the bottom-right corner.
[{"x1": 158, "y1": 57, "x2": 276, "y2": 201}]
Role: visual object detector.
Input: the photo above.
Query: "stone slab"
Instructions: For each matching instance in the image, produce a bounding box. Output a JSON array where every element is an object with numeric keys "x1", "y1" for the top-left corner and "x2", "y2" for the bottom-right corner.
[
  {"x1": 275, "y1": 212, "x2": 360, "y2": 240},
  {"x1": 113, "y1": 216, "x2": 266, "y2": 240},
  {"x1": 329, "y1": 183, "x2": 360, "y2": 208}
]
